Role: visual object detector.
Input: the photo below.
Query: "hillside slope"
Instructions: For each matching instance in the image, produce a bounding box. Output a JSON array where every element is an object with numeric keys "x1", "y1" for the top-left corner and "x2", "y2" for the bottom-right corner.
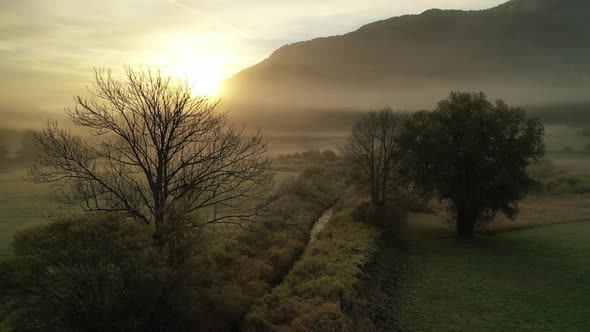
[{"x1": 223, "y1": 0, "x2": 590, "y2": 111}]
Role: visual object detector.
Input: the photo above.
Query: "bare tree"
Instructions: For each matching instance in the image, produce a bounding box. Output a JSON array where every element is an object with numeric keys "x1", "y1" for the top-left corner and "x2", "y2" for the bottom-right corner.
[
  {"x1": 342, "y1": 108, "x2": 407, "y2": 206},
  {"x1": 28, "y1": 67, "x2": 274, "y2": 245}
]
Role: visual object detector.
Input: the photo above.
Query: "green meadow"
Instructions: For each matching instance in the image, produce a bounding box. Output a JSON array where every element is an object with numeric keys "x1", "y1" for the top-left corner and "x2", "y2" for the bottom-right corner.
[
  {"x1": 0, "y1": 169, "x2": 56, "y2": 258},
  {"x1": 357, "y1": 213, "x2": 590, "y2": 331}
]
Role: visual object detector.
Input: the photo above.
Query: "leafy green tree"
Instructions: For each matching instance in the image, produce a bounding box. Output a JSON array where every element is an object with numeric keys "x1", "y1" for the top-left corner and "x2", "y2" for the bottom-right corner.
[{"x1": 397, "y1": 92, "x2": 545, "y2": 236}]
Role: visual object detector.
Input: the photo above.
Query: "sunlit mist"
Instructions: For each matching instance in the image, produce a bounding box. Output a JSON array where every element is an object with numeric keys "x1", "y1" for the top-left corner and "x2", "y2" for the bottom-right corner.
[{"x1": 145, "y1": 35, "x2": 230, "y2": 97}]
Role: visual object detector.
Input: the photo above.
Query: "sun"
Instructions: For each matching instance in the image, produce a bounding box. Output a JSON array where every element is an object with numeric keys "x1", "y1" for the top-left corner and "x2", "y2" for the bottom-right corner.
[
  {"x1": 167, "y1": 57, "x2": 228, "y2": 97},
  {"x1": 146, "y1": 35, "x2": 230, "y2": 97}
]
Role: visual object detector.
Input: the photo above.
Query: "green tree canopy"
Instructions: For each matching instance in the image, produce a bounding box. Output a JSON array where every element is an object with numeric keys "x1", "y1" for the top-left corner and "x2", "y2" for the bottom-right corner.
[{"x1": 397, "y1": 92, "x2": 545, "y2": 236}]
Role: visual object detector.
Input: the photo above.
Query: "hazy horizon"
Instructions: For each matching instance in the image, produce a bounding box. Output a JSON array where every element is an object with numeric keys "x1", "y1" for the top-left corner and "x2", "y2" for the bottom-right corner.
[
  {"x1": 3, "y1": 3, "x2": 590, "y2": 331},
  {"x1": 1, "y1": 0, "x2": 506, "y2": 113}
]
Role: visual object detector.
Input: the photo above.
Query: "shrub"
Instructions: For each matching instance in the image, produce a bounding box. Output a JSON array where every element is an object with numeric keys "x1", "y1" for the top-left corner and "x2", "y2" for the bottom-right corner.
[
  {"x1": 351, "y1": 202, "x2": 377, "y2": 223},
  {"x1": 290, "y1": 303, "x2": 347, "y2": 332},
  {"x1": 351, "y1": 201, "x2": 408, "y2": 228},
  {"x1": 301, "y1": 149, "x2": 323, "y2": 162},
  {"x1": 387, "y1": 190, "x2": 432, "y2": 213},
  {"x1": 527, "y1": 159, "x2": 562, "y2": 180},
  {"x1": 0, "y1": 215, "x2": 166, "y2": 331},
  {"x1": 562, "y1": 146, "x2": 574, "y2": 153},
  {"x1": 545, "y1": 175, "x2": 590, "y2": 195},
  {"x1": 302, "y1": 165, "x2": 327, "y2": 178},
  {"x1": 276, "y1": 149, "x2": 339, "y2": 164},
  {"x1": 322, "y1": 150, "x2": 338, "y2": 162}
]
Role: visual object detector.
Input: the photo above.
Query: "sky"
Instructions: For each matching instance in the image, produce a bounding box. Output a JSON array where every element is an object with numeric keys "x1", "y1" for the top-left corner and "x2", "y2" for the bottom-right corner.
[{"x1": 0, "y1": 0, "x2": 506, "y2": 112}]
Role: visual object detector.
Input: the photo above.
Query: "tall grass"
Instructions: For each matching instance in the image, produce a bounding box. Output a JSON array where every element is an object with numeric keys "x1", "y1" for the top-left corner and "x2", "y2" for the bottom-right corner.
[
  {"x1": 243, "y1": 203, "x2": 382, "y2": 331},
  {"x1": 186, "y1": 165, "x2": 345, "y2": 330}
]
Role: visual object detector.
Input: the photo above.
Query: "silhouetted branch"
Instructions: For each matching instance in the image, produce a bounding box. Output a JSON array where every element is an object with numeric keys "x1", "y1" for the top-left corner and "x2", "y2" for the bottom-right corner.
[{"x1": 28, "y1": 67, "x2": 275, "y2": 243}]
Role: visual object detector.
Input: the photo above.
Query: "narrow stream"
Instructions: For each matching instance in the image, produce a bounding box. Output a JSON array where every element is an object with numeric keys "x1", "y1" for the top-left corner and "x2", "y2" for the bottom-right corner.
[{"x1": 309, "y1": 206, "x2": 335, "y2": 243}]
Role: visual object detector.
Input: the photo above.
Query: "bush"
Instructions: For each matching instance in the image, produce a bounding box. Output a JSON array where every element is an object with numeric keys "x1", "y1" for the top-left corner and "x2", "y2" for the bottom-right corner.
[
  {"x1": 388, "y1": 190, "x2": 432, "y2": 213},
  {"x1": 528, "y1": 159, "x2": 562, "y2": 180},
  {"x1": 527, "y1": 161, "x2": 590, "y2": 195},
  {"x1": 351, "y1": 202, "x2": 408, "y2": 228},
  {"x1": 0, "y1": 215, "x2": 246, "y2": 332},
  {"x1": 301, "y1": 149, "x2": 323, "y2": 162},
  {"x1": 276, "y1": 149, "x2": 340, "y2": 164},
  {"x1": 290, "y1": 303, "x2": 347, "y2": 332},
  {"x1": 0, "y1": 215, "x2": 166, "y2": 331},
  {"x1": 545, "y1": 175, "x2": 590, "y2": 195},
  {"x1": 322, "y1": 150, "x2": 338, "y2": 162},
  {"x1": 351, "y1": 202, "x2": 377, "y2": 223},
  {"x1": 302, "y1": 165, "x2": 327, "y2": 178}
]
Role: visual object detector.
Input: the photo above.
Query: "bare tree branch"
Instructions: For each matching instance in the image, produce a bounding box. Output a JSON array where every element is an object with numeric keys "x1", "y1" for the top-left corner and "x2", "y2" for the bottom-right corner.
[
  {"x1": 28, "y1": 66, "x2": 275, "y2": 245},
  {"x1": 341, "y1": 108, "x2": 407, "y2": 206}
]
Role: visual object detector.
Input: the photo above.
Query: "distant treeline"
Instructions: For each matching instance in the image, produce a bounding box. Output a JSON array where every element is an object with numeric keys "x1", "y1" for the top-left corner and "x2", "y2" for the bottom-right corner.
[
  {"x1": 1, "y1": 102, "x2": 589, "y2": 165},
  {"x1": 0, "y1": 128, "x2": 41, "y2": 165},
  {"x1": 528, "y1": 103, "x2": 590, "y2": 127},
  {"x1": 236, "y1": 103, "x2": 590, "y2": 135},
  {"x1": 233, "y1": 109, "x2": 363, "y2": 133},
  {"x1": 275, "y1": 149, "x2": 339, "y2": 163}
]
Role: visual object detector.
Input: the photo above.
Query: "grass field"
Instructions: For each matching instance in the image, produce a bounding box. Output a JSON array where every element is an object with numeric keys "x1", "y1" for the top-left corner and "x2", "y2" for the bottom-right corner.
[
  {"x1": 547, "y1": 151, "x2": 590, "y2": 175},
  {"x1": 357, "y1": 213, "x2": 590, "y2": 331},
  {"x1": 544, "y1": 124, "x2": 589, "y2": 152},
  {"x1": 479, "y1": 195, "x2": 590, "y2": 233},
  {"x1": 0, "y1": 169, "x2": 56, "y2": 258},
  {"x1": 0, "y1": 166, "x2": 302, "y2": 258},
  {"x1": 0, "y1": 151, "x2": 588, "y2": 258}
]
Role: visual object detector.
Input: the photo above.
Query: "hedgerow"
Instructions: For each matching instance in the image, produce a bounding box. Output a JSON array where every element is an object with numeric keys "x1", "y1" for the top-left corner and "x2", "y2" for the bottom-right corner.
[{"x1": 243, "y1": 207, "x2": 380, "y2": 331}]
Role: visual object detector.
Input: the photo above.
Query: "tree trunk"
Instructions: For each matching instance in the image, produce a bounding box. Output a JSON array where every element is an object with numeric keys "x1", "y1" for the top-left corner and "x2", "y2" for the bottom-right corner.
[
  {"x1": 371, "y1": 189, "x2": 382, "y2": 206},
  {"x1": 371, "y1": 193, "x2": 386, "y2": 206},
  {"x1": 153, "y1": 209, "x2": 166, "y2": 248},
  {"x1": 379, "y1": 184, "x2": 387, "y2": 206},
  {"x1": 456, "y1": 208, "x2": 476, "y2": 237}
]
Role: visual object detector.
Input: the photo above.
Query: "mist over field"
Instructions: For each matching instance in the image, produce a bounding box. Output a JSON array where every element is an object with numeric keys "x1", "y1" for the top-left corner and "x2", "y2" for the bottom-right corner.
[
  {"x1": 5, "y1": 0, "x2": 590, "y2": 155},
  {"x1": 2, "y1": 0, "x2": 590, "y2": 331}
]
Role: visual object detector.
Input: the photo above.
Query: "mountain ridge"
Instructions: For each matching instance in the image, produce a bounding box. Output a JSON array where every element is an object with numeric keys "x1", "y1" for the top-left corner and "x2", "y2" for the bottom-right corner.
[{"x1": 222, "y1": 0, "x2": 590, "y2": 111}]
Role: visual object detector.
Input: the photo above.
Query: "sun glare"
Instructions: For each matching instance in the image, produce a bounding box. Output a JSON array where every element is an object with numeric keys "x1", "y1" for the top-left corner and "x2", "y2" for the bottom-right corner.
[
  {"x1": 147, "y1": 35, "x2": 230, "y2": 98},
  {"x1": 167, "y1": 58, "x2": 228, "y2": 97}
]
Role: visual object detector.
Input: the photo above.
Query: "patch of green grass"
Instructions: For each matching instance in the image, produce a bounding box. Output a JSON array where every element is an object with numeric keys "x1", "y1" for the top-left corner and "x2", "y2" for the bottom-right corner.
[
  {"x1": 0, "y1": 169, "x2": 56, "y2": 258},
  {"x1": 357, "y1": 213, "x2": 590, "y2": 331}
]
